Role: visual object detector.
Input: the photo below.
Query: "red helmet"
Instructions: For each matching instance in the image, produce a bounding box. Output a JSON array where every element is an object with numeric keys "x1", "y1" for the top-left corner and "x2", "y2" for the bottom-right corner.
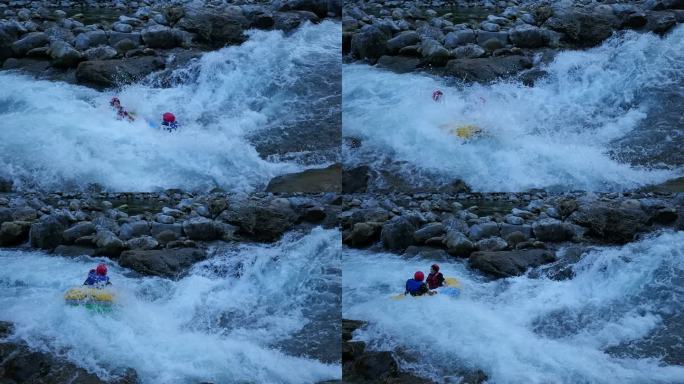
[
  {"x1": 96, "y1": 263, "x2": 107, "y2": 276},
  {"x1": 163, "y1": 112, "x2": 176, "y2": 123},
  {"x1": 414, "y1": 271, "x2": 424, "y2": 281},
  {"x1": 432, "y1": 89, "x2": 443, "y2": 102},
  {"x1": 431, "y1": 264, "x2": 439, "y2": 272}
]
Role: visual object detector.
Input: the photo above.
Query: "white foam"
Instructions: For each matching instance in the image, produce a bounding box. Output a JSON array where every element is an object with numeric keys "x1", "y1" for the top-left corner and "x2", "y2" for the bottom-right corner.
[
  {"x1": 343, "y1": 27, "x2": 684, "y2": 191},
  {"x1": 0, "y1": 228, "x2": 341, "y2": 383},
  {"x1": 343, "y1": 231, "x2": 684, "y2": 383},
  {"x1": 0, "y1": 21, "x2": 340, "y2": 192}
]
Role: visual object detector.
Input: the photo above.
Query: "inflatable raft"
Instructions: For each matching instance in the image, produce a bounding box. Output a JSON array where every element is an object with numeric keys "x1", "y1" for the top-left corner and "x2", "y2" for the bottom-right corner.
[{"x1": 64, "y1": 287, "x2": 115, "y2": 312}]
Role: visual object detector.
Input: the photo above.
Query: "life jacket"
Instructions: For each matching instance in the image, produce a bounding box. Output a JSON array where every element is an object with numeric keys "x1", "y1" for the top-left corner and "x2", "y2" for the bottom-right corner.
[
  {"x1": 405, "y1": 278, "x2": 426, "y2": 296},
  {"x1": 161, "y1": 121, "x2": 178, "y2": 132},
  {"x1": 84, "y1": 270, "x2": 110, "y2": 288},
  {"x1": 426, "y1": 272, "x2": 444, "y2": 290}
]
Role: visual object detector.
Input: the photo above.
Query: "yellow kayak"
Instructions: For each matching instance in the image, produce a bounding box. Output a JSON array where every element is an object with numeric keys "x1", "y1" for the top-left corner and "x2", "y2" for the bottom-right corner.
[
  {"x1": 64, "y1": 287, "x2": 114, "y2": 302},
  {"x1": 439, "y1": 123, "x2": 483, "y2": 139}
]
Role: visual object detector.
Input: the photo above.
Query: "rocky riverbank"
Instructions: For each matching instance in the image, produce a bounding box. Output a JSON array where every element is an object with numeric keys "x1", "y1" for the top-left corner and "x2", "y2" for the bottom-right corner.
[
  {"x1": 342, "y1": 190, "x2": 683, "y2": 278},
  {"x1": 0, "y1": 0, "x2": 341, "y2": 87},
  {"x1": 0, "y1": 190, "x2": 340, "y2": 277},
  {"x1": 344, "y1": 0, "x2": 684, "y2": 81}
]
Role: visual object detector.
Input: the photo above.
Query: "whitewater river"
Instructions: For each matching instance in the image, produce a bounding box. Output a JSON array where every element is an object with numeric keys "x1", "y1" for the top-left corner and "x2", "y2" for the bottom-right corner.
[
  {"x1": 343, "y1": 231, "x2": 684, "y2": 384},
  {"x1": 0, "y1": 228, "x2": 341, "y2": 384},
  {"x1": 343, "y1": 26, "x2": 684, "y2": 192},
  {"x1": 0, "y1": 21, "x2": 341, "y2": 192}
]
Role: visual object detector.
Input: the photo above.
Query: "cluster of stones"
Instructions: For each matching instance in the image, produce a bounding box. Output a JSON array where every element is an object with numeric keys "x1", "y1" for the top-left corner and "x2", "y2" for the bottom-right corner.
[
  {"x1": 342, "y1": 191, "x2": 683, "y2": 278},
  {"x1": 0, "y1": 0, "x2": 341, "y2": 87},
  {"x1": 0, "y1": 190, "x2": 340, "y2": 277},
  {"x1": 343, "y1": 0, "x2": 684, "y2": 82}
]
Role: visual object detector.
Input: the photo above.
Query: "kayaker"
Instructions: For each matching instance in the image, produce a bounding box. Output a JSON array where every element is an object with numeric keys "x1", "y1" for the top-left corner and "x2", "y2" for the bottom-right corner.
[
  {"x1": 426, "y1": 264, "x2": 445, "y2": 290},
  {"x1": 161, "y1": 112, "x2": 179, "y2": 132},
  {"x1": 83, "y1": 263, "x2": 111, "y2": 288},
  {"x1": 432, "y1": 89, "x2": 444, "y2": 102},
  {"x1": 405, "y1": 271, "x2": 434, "y2": 296},
  {"x1": 110, "y1": 97, "x2": 135, "y2": 122}
]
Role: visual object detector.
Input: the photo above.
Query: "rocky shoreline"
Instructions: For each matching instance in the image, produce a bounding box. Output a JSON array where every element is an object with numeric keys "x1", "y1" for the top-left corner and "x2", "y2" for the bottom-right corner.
[
  {"x1": 344, "y1": 0, "x2": 684, "y2": 81},
  {"x1": 342, "y1": 190, "x2": 683, "y2": 278},
  {"x1": 0, "y1": 190, "x2": 340, "y2": 277},
  {"x1": 0, "y1": 0, "x2": 341, "y2": 87}
]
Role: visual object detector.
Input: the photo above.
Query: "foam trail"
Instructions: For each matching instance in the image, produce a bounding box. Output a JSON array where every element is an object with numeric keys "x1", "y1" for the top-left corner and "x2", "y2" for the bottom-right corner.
[
  {"x1": 343, "y1": 26, "x2": 684, "y2": 191},
  {"x1": 0, "y1": 228, "x2": 341, "y2": 384},
  {"x1": 343, "y1": 231, "x2": 684, "y2": 383},
  {"x1": 0, "y1": 21, "x2": 341, "y2": 192}
]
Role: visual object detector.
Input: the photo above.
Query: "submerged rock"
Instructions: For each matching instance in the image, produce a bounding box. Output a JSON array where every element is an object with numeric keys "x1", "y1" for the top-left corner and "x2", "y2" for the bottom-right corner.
[{"x1": 469, "y1": 249, "x2": 556, "y2": 278}]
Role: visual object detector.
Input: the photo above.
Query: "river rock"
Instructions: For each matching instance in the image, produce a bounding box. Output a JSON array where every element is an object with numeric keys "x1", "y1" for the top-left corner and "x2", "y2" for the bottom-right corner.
[
  {"x1": 648, "y1": 11, "x2": 677, "y2": 34},
  {"x1": 150, "y1": 222, "x2": 183, "y2": 238},
  {"x1": 476, "y1": 236, "x2": 508, "y2": 251},
  {"x1": 445, "y1": 55, "x2": 532, "y2": 83},
  {"x1": 381, "y1": 215, "x2": 420, "y2": 251},
  {"x1": 532, "y1": 218, "x2": 575, "y2": 242},
  {"x1": 29, "y1": 214, "x2": 69, "y2": 249},
  {"x1": 266, "y1": 164, "x2": 341, "y2": 193},
  {"x1": 544, "y1": 8, "x2": 616, "y2": 47},
  {"x1": 112, "y1": 22, "x2": 134, "y2": 33},
  {"x1": 182, "y1": 217, "x2": 221, "y2": 241},
  {"x1": 351, "y1": 351, "x2": 398, "y2": 381},
  {"x1": 468, "y1": 222, "x2": 499, "y2": 241},
  {"x1": 343, "y1": 166, "x2": 370, "y2": 194},
  {"x1": 569, "y1": 202, "x2": 648, "y2": 243},
  {"x1": 444, "y1": 230, "x2": 475, "y2": 256},
  {"x1": 273, "y1": 10, "x2": 319, "y2": 32},
  {"x1": 62, "y1": 221, "x2": 96, "y2": 244},
  {"x1": 386, "y1": 30, "x2": 420, "y2": 53},
  {"x1": 469, "y1": 249, "x2": 556, "y2": 278},
  {"x1": 451, "y1": 44, "x2": 485, "y2": 59},
  {"x1": 11, "y1": 32, "x2": 48, "y2": 57},
  {"x1": 107, "y1": 31, "x2": 141, "y2": 47},
  {"x1": 94, "y1": 229, "x2": 124, "y2": 257},
  {"x1": 344, "y1": 222, "x2": 381, "y2": 247},
  {"x1": 74, "y1": 30, "x2": 108, "y2": 50},
  {"x1": 0, "y1": 221, "x2": 30, "y2": 246},
  {"x1": 126, "y1": 235, "x2": 158, "y2": 250},
  {"x1": 444, "y1": 30, "x2": 476, "y2": 48},
  {"x1": 176, "y1": 7, "x2": 248, "y2": 48},
  {"x1": 141, "y1": 25, "x2": 190, "y2": 49},
  {"x1": 0, "y1": 21, "x2": 23, "y2": 62},
  {"x1": 228, "y1": 203, "x2": 297, "y2": 242},
  {"x1": 84, "y1": 45, "x2": 118, "y2": 61},
  {"x1": 48, "y1": 40, "x2": 81, "y2": 67},
  {"x1": 76, "y1": 56, "x2": 165, "y2": 87},
  {"x1": 351, "y1": 24, "x2": 388, "y2": 62},
  {"x1": 509, "y1": 25, "x2": 555, "y2": 48},
  {"x1": 11, "y1": 207, "x2": 37, "y2": 221},
  {"x1": 420, "y1": 38, "x2": 449, "y2": 66},
  {"x1": 119, "y1": 248, "x2": 206, "y2": 277},
  {"x1": 413, "y1": 222, "x2": 445, "y2": 244},
  {"x1": 119, "y1": 220, "x2": 150, "y2": 240}
]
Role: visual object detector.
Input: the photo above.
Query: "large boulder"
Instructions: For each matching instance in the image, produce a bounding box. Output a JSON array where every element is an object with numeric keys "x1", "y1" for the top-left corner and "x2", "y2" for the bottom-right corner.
[
  {"x1": 11, "y1": 32, "x2": 48, "y2": 57},
  {"x1": 469, "y1": 249, "x2": 556, "y2": 278},
  {"x1": 413, "y1": 222, "x2": 445, "y2": 244},
  {"x1": 94, "y1": 229, "x2": 124, "y2": 257},
  {"x1": 544, "y1": 8, "x2": 616, "y2": 47},
  {"x1": 444, "y1": 230, "x2": 476, "y2": 256},
  {"x1": 29, "y1": 215, "x2": 69, "y2": 249},
  {"x1": 351, "y1": 25, "x2": 389, "y2": 62},
  {"x1": 475, "y1": 236, "x2": 508, "y2": 251},
  {"x1": 342, "y1": 166, "x2": 370, "y2": 194},
  {"x1": 1, "y1": 21, "x2": 23, "y2": 62},
  {"x1": 119, "y1": 220, "x2": 150, "y2": 240},
  {"x1": 62, "y1": 221, "x2": 96, "y2": 244},
  {"x1": 532, "y1": 218, "x2": 575, "y2": 242},
  {"x1": 344, "y1": 222, "x2": 381, "y2": 247},
  {"x1": 351, "y1": 351, "x2": 398, "y2": 381},
  {"x1": 445, "y1": 55, "x2": 532, "y2": 83},
  {"x1": 420, "y1": 38, "x2": 449, "y2": 66},
  {"x1": 380, "y1": 216, "x2": 420, "y2": 252},
  {"x1": 273, "y1": 11, "x2": 319, "y2": 32},
  {"x1": 76, "y1": 56, "x2": 165, "y2": 87},
  {"x1": 182, "y1": 217, "x2": 221, "y2": 241},
  {"x1": 74, "y1": 30, "x2": 108, "y2": 51},
  {"x1": 119, "y1": 248, "x2": 206, "y2": 277},
  {"x1": 569, "y1": 202, "x2": 648, "y2": 243},
  {"x1": 141, "y1": 26, "x2": 190, "y2": 49},
  {"x1": 48, "y1": 40, "x2": 81, "y2": 67},
  {"x1": 509, "y1": 25, "x2": 557, "y2": 48},
  {"x1": 444, "y1": 30, "x2": 476, "y2": 48},
  {"x1": 0, "y1": 221, "x2": 30, "y2": 246},
  {"x1": 386, "y1": 30, "x2": 420, "y2": 54},
  {"x1": 468, "y1": 222, "x2": 499, "y2": 241},
  {"x1": 228, "y1": 203, "x2": 297, "y2": 242},
  {"x1": 83, "y1": 46, "x2": 118, "y2": 61},
  {"x1": 176, "y1": 7, "x2": 248, "y2": 48},
  {"x1": 266, "y1": 164, "x2": 341, "y2": 193},
  {"x1": 277, "y1": 0, "x2": 338, "y2": 18},
  {"x1": 107, "y1": 31, "x2": 142, "y2": 47},
  {"x1": 125, "y1": 236, "x2": 158, "y2": 250}
]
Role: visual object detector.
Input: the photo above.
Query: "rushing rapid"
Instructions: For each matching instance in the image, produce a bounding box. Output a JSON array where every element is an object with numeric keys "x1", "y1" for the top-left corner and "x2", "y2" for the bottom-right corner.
[
  {"x1": 0, "y1": 228, "x2": 341, "y2": 384},
  {"x1": 343, "y1": 26, "x2": 684, "y2": 192},
  {"x1": 0, "y1": 21, "x2": 341, "y2": 192},
  {"x1": 343, "y1": 231, "x2": 684, "y2": 383}
]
